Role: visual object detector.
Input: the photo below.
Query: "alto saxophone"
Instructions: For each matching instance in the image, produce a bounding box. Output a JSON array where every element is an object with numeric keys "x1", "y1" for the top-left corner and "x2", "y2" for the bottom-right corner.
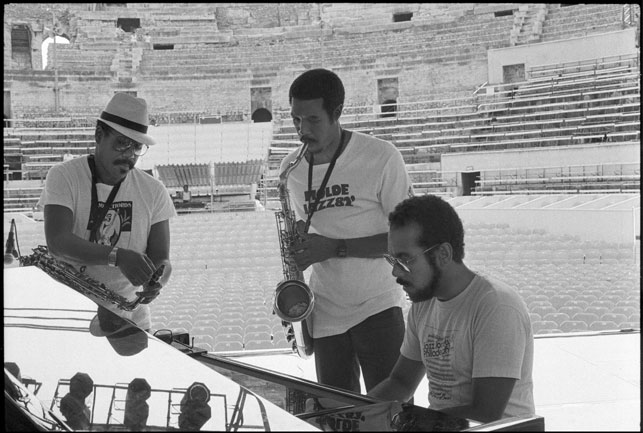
[
  {"x1": 274, "y1": 142, "x2": 315, "y2": 359},
  {"x1": 20, "y1": 245, "x2": 164, "y2": 311}
]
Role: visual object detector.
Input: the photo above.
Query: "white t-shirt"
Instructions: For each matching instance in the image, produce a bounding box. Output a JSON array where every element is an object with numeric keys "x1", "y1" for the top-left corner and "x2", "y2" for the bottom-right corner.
[
  {"x1": 280, "y1": 131, "x2": 414, "y2": 338},
  {"x1": 401, "y1": 274, "x2": 535, "y2": 418},
  {"x1": 38, "y1": 155, "x2": 177, "y2": 328}
]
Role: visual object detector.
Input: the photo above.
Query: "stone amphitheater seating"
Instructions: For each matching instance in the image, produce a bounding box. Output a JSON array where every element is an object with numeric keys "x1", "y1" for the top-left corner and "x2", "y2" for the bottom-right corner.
[
  {"x1": 134, "y1": 5, "x2": 625, "y2": 80},
  {"x1": 53, "y1": 44, "x2": 115, "y2": 73},
  {"x1": 540, "y1": 4, "x2": 624, "y2": 43},
  {"x1": 140, "y1": 11, "x2": 513, "y2": 77},
  {"x1": 269, "y1": 53, "x2": 639, "y2": 195}
]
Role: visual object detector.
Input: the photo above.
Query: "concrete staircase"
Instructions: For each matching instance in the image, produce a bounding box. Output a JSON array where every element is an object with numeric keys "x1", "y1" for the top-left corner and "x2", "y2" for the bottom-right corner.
[{"x1": 113, "y1": 40, "x2": 142, "y2": 85}]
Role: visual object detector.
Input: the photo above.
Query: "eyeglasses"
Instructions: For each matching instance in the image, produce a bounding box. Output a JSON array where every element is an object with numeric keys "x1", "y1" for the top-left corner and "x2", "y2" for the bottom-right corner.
[
  {"x1": 113, "y1": 136, "x2": 149, "y2": 156},
  {"x1": 383, "y1": 243, "x2": 440, "y2": 273}
]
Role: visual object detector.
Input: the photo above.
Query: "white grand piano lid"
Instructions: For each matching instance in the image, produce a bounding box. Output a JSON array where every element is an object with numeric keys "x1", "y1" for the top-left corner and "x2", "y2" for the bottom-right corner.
[{"x1": 4, "y1": 265, "x2": 320, "y2": 431}]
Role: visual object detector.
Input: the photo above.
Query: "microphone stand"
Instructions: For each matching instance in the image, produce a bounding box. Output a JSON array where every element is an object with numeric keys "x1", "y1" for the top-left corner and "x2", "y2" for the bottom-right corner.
[{"x1": 4, "y1": 218, "x2": 20, "y2": 266}]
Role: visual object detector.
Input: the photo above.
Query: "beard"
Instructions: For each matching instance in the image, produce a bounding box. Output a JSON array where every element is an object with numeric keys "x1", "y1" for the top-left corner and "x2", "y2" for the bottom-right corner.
[{"x1": 400, "y1": 254, "x2": 442, "y2": 303}]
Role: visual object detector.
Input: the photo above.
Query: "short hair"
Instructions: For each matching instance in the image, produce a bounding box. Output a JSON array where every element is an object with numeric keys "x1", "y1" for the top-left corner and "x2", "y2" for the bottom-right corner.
[
  {"x1": 289, "y1": 68, "x2": 345, "y2": 119},
  {"x1": 388, "y1": 195, "x2": 465, "y2": 263}
]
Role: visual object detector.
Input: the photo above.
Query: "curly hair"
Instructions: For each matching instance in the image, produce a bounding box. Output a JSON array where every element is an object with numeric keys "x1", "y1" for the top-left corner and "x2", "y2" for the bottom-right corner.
[
  {"x1": 289, "y1": 68, "x2": 345, "y2": 119},
  {"x1": 388, "y1": 195, "x2": 465, "y2": 263}
]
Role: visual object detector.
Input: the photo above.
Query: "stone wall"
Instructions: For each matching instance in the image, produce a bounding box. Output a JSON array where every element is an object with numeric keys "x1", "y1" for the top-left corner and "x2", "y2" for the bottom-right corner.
[{"x1": 4, "y1": 71, "x2": 112, "y2": 117}]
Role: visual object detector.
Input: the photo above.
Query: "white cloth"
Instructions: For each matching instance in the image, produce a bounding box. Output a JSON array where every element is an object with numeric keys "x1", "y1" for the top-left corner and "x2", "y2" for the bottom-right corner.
[
  {"x1": 401, "y1": 274, "x2": 535, "y2": 418},
  {"x1": 38, "y1": 155, "x2": 176, "y2": 328},
  {"x1": 280, "y1": 131, "x2": 414, "y2": 338}
]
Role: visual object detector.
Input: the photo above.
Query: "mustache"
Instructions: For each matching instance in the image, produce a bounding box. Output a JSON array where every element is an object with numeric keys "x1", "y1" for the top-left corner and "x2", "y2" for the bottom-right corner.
[
  {"x1": 396, "y1": 278, "x2": 409, "y2": 287},
  {"x1": 114, "y1": 159, "x2": 135, "y2": 169}
]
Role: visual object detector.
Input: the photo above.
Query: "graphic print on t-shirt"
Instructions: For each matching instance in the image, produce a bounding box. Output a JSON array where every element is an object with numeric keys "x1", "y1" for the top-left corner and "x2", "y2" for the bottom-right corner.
[
  {"x1": 88, "y1": 201, "x2": 133, "y2": 247},
  {"x1": 302, "y1": 183, "x2": 355, "y2": 214},
  {"x1": 423, "y1": 331, "x2": 456, "y2": 402}
]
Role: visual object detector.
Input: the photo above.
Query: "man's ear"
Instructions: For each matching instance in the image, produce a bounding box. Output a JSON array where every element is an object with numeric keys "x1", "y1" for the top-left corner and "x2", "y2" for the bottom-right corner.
[
  {"x1": 95, "y1": 124, "x2": 104, "y2": 144},
  {"x1": 333, "y1": 104, "x2": 343, "y2": 121},
  {"x1": 437, "y1": 243, "x2": 453, "y2": 266}
]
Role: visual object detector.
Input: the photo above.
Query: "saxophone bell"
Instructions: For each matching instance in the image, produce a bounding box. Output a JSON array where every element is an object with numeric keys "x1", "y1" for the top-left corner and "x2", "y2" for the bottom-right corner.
[{"x1": 274, "y1": 279, "x2": 314, "y2": 322}]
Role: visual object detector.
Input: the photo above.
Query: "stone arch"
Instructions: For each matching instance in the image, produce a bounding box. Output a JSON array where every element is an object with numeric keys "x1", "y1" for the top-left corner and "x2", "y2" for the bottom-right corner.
[
  {"x1": 251, "y1": 108, "x2": 272, "y2": 123},
  {"x1": 41, "y1": 35, "x2": 70, "y2": 70}
]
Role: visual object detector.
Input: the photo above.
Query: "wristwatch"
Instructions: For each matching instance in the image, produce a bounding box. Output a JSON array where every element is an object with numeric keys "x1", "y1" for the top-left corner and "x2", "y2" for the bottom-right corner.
[
  {"x1": 108, "y1": 247, "x2": 119, "y2": 267},
  {"x1": 336, "y1": 239, "x2": 347, "y2": 258}
]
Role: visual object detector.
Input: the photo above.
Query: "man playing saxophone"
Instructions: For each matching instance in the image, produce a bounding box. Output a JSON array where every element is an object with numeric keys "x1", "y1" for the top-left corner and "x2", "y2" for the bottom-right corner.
[{"x1": 280, "y1": 68, "x2": 414, "y2": 394}]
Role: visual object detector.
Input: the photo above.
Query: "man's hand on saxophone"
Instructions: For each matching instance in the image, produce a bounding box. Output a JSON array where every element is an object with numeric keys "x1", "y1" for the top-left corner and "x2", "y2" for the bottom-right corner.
[
  {"x1": 114, "y1": 248, "x2": 158, "y2": 288},
  {"x1": 135, "y1": 264, "x2": 166, "y2": 304},
  {"x1": 291, "y1": 219, "x2": 343, "y2": 271}
]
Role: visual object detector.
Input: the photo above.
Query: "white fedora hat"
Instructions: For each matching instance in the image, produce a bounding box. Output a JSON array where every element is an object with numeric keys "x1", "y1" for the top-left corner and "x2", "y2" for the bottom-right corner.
[{"x1": 97, "y1": 93, "x2": 156, "y2": 146}]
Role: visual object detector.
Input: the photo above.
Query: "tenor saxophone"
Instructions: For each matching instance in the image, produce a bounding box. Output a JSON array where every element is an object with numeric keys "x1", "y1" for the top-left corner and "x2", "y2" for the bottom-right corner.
[
  {"x1": 20, "y1": 245, "x2": 164, "y2": 311},
  {"x1": 274, "y1": 142, "x2": 315, "y2": 359}
]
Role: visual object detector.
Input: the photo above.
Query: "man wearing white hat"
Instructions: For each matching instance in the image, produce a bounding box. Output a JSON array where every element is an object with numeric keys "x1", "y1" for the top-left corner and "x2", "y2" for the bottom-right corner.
[{"x1": 39, "y1": 92, "x2": 176, "y2": 330}]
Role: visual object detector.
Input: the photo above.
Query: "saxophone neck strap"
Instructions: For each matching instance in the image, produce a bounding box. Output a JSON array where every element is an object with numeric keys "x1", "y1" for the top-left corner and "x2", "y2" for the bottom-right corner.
[
  {"x1": 87, "y1": 155, "x2": 123, "y2": 242},
  {"x1": 305, "y1": 129, "x2": 346, "y2": 233}
]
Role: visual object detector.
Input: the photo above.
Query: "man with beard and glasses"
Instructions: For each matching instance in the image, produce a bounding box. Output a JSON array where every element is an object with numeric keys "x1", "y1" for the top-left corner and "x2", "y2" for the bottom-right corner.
[
  {"x1": 39, "y1": 93, "x2": 176, "y2": 330},
  {"x1": 369, "y1": 195, "x2": 534, "y2": 423}
]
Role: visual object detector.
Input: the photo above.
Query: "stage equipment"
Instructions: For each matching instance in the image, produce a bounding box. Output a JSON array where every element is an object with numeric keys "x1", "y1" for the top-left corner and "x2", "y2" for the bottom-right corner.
[
  {"x1": 19, "y1": 245, "x2": 164, "y2": 311},
  {"x1": 124, "y1": 378, "x2": 152, "y2": 430},
  {"x1": 178, "y1": 382, "x2": 212, "y2": 430},
  {"x1": 4, "y1": 218, "x2": 19, "y2": 265},
  {"x1": 274, "y1": 142, "x2": 315, "y2": 359}
]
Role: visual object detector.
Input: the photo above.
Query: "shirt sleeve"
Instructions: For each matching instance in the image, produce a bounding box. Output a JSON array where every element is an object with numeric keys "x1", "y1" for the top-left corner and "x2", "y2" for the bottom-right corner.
[
  {"x1": 379, "y1": 146, "x2": 414, "y2": 216},
  {"x1": 38, "y1": 163, "x2": 75, "y2": 211},
  {"x1": 472, "y1": 300, "x2": 529, "y2": 379},
  {"x1": 151, "y1": 181, "x2": 177, "y2": 224},
  {"x1": 401, "y1": 305, "x2": 423, "y2": 361}
]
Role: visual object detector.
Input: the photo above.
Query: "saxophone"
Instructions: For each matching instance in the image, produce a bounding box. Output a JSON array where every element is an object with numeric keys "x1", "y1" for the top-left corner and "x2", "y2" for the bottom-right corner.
[
  {"x1": 274, "y1": 142, "x2": 315, "y2": 359},
  {"x1": 20, "y1": 245, "x2": 164, "y2": 311}
]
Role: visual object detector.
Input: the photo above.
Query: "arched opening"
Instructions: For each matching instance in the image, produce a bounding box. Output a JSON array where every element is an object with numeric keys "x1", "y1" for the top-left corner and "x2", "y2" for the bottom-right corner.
[
  {"x1": 380, "y1": 99, "x2": 398, "y2": 118},
  {"x1": 251, "y1": 108, "x2": 272, "y2": 123},
  {"x1": 41, "y1": 35, "x2": 70, "y2": 70}
]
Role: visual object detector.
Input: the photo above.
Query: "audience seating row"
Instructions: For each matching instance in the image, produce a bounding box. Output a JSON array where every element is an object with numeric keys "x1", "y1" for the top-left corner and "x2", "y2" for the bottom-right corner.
[{"x1": 5, "y1": 206, "x2": 638, "y2": 352}]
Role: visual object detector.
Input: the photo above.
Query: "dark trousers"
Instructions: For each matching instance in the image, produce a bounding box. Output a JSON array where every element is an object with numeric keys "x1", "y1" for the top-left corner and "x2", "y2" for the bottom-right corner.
[{"x1": 313, "y1": 306, "x2": 405, "y2": 394}]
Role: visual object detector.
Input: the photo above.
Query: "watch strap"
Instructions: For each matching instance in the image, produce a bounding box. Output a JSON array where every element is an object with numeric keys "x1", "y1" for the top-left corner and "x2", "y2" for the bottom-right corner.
[{"x1": 337, "y1": 239, "x2": 347, "y2": 258}]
